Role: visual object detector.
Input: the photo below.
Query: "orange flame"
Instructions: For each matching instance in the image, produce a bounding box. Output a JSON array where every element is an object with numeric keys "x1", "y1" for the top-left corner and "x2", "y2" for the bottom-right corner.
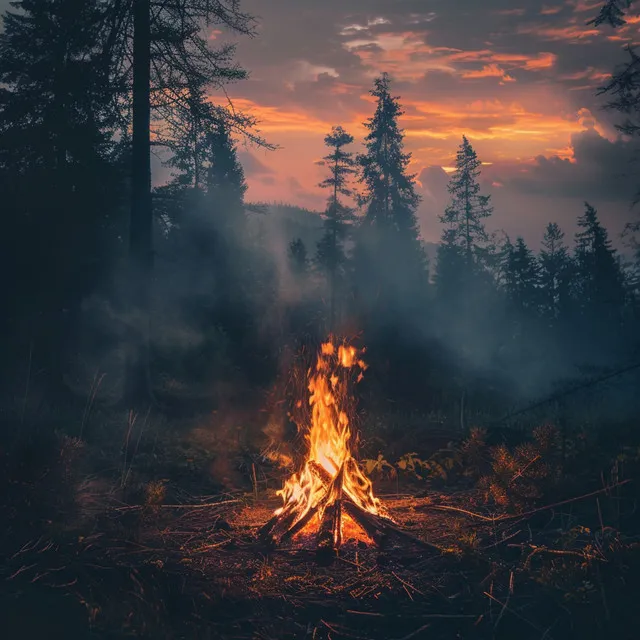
[{"x1": 273, "y1": 338, "x2": 387, "y2": 542}]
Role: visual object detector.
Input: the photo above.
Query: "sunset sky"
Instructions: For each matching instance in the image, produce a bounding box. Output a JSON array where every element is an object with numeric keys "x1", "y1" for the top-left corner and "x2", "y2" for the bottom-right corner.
[
  {"x1": 221, "y1": 0, "x2": 640, "y2": 246},
  {"x1": 2, "y1": 0, "x2": 637, "y2": 247}
]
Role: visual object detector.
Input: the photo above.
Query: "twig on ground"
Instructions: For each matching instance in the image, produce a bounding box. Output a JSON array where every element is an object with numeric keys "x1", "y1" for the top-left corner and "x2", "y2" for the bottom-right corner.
[
  {"x1": 391, "y1": 571, "x2": 425, "y2": 597},
  {"x1": 423, "y1": 479, "x2": 632, "y2": 522},
  {"x1": 483, "y1": 591, "x2": 543, "y2": 633},
  {"x1": 508, "y1": 543, "x2": 603, "y2": 568},
  {"x1": 112, "y1": 499, "x2": 242, "y2": 511},
  {"x1": 394, "y1": 623, "x2": 430, "y2": 640}
]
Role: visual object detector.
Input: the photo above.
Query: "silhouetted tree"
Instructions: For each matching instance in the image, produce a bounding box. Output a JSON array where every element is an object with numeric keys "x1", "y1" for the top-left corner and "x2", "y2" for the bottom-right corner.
[
  {"x1": 439, "y1": 136, "x2": 494, "y2": 270},
  {"x1": 435, "y1": 136, "x2": 496, "y2": 331},
  {"x1": 97, "y1": 0, "x2": 256, "y2": 404},
  {"x1": 157, "y1": 86, "x2": 264, "y2": 193},
  {"x1": 289, "y1": 239, "x2": 309, "y2": 277},
  {"x1": 205, "y1": 123, "x2": 248, "y2": 225},
  {"x1": 574, "y1": 203, "x2": 627, "y2": 356},
  {"x1": 538, "y1": 223, "x2": 574, "y2": 329},
  {"x1": 433, "y1": 228, "x2": 465, "y2": 309},
  {"x1": 504, "y1": 237, "x2": 540, "y2": 326},
  {"x1": 0, "y1": 0, "x2": 125, "y2": 397},
  {"x1": 354, "y1": 73, "x2": 427, "y2": 318},
  {"x1": 316, "y1": 126, "x2": 356, "y2": 331},
  {"x1": 496, "y1": 236, "x2": 541, "y2": 377},
  {"x1": 126, "y1": 0, "x2": 154, "y2": 405},
  {"x1": 590, "y1": 0, "x2": 634, "y2": 26}
]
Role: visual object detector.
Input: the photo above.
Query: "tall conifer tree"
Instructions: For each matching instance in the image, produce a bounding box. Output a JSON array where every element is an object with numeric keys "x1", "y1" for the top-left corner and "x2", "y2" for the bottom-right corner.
[
  {"x1": 316, "y1": 126, "x2": 356, "y2": 331},
  {"x1": 574, "y1": 202, "x2": 626, "y2": 326},
  {"x1": 504, "y1": 237, "x2": 540, "y2": 321},
  {"x1": 435, "y1": 136, "x2": 495, "y2": 321},
  {"x1": 0, "y1": 0, "x2": 123, "y2": 396},
  {"x1": 439, "y1": 136, "x2": 493, "y2": 270},
  {"x1": 538, "y1": 222, "x2": 573, "y2": 329},
  {"x1": 354, "y1": 73, "x2": 427, "y2": 316}
]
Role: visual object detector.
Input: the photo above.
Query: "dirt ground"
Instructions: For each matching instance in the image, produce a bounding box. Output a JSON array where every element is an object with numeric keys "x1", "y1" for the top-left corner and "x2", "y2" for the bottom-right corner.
[{"x1": 3, "y1": 481, "x2": 639, "y2": 640}]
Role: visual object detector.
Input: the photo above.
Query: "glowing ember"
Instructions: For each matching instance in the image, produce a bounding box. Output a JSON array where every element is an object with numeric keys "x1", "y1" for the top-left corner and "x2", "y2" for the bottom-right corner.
[{"x1": 263, "y1": 337, "x2": 391, "y2": 551}]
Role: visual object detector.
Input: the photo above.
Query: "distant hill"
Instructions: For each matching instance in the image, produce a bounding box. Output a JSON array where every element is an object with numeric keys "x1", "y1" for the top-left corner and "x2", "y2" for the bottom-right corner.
[{"x1": 247, "y1": 201, "x2": 439, "y2": 267}]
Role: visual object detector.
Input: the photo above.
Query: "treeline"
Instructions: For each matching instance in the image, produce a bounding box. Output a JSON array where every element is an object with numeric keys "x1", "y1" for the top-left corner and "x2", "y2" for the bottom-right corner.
[
  {"x1": 0, "y1": 0, "x2": 638, "y2": 419},
  {"x1": 286, "y1": 78, "x2": 640, "y2": 410},
  {"x1": 0, "y1": 0, "x2": 277, "y2": 408}
]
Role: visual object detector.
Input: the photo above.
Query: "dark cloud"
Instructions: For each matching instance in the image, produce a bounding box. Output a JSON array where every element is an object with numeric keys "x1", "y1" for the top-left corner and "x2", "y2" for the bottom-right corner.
[
  {"x1": 416, "y1": 126, "x2": 639, "y2": 247},
  {"x1": 494, "y1": 127, "x2": 640, "y2": 202}
]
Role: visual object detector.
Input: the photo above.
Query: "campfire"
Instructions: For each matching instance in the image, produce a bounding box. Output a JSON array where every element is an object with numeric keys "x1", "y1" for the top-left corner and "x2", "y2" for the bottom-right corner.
[{"x1": 260, "y1": 338, "x2": 416, "y2": 559}]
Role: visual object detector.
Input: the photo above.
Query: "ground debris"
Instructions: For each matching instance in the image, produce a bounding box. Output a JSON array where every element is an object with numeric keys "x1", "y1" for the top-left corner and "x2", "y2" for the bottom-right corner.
[{"x1": 2, "y1": 485, "x2": 639, "y2": 639}]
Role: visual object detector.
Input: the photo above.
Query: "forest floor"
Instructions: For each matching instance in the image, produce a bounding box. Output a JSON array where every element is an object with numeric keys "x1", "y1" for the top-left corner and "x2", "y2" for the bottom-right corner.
[{"x1": 1, "y1": 412, "x2": 640, "y2": 640}]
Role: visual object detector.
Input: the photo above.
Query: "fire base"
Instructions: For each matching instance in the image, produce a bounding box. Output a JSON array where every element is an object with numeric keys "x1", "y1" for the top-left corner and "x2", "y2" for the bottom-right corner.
[{"x1": 258, "y1": 460, "x2": 434, "y2": 563}]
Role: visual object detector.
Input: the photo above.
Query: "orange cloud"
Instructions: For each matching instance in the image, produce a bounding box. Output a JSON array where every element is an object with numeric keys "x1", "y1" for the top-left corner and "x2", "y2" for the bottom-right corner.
[
  {"x1": 229, "y1": 98, "x2": 336, "y2": 134},
  {"x1": 328, "y1": 82, "x2": 362, "y2": 95},
  {"x1": 345, "y1": 32, "x2": 456, "y2": 80},
  {"x1": 448, "y1": 50, "x2": 557, "y2": 70},
  {"x1": 560, "y1": 67, "x2": 611, "y2": 84},
  {"x1": 344, "y1": 33, "x2": 558, "y2": 81},
  {"x1": 521, "y1": 52, "x2": 557, "y2": 70},
  {"x1": 541, "y1": 5, "x2": 563, "y2": 15},
  {"x1": 374, "y1": 98, "x2": 605, "y2": 171},
  {"x1": 228, "y1": 91, "x2": 606, "y2": 188},
  {"x1": 461, "y1": 64, "x2": 515, "y2": 83},
  {"x1": 570, "y1": 0, "x2": 602, "y2": 12},
  {"x1": 600, "y1": 13, "x2": 640, "y2": 42},
  {"x1": 518, "y1": 23, "x2": 601, "y2": 42}
]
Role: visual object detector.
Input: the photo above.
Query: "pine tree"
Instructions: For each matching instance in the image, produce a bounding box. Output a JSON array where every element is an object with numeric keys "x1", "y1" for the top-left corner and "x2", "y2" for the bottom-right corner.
[
  {"x1": 504, "y1": 237, "x2": 540, "y2": 319},
  {"x1": 158, "y1": 86, "x2": 263, "y2": 194},
  {"x1": 538, "y1": 223, "x2": 573, "y2": 328},
  {"x1": 623, "y1": 224, "x2": 640, "y2": 297},
  {"x1": 204, "y1": 122, "x2": 248, "y2": 231},
  {"x1": 589, "y1": 0, "x2": 633, "y2": 27},
  {"x1": 315, "y1": 126, "x2": 356, "y2": 331},
  {"x1": 439, "y1": 136, "x2": 493, "y2": 270},
  {"x1": 97, "y1": 0, "x2": 257, "y2": 404},
  {"x1": 0, "y1": 0, "x2": 124, "y2": 396},
  {"x1": 498, "y1": 237, "x2": 543, "y2": 380},
  {"x1": 166, "y1": 120, "x2": 248, "y2": 274},
  {"x1": 289, "y1": 239, "x2": 309, "y2": 277},
  {"x1": 433, "y1": 228, "x2": 465, "y2": 308},
  {"x1": 435, "y1": 135, "x2": 496, "y2": 349},
  {"x1": 354, "y1": 73, "x2": 427, "y2": 315},
  {"x1": 574, "y1": 203, "x2": 627, "y2": 352}
]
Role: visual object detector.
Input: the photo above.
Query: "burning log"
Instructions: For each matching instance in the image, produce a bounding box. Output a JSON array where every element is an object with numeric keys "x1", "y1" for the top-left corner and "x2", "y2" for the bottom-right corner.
[
  {"x1": 309, "y1": 460, "x2": 333, "y2": 488},
  {"x1": 315, "y1": 464, "x2": 345, "y2": 563},
  {"x1": 342, "y1": 499, "x2": 388, "y2": 548},
  {"x1": 259, "y1": 458, "x2": 335, "y2": 546},
  {"x1": 258, "y1": 338, "x2": 438, "y2": 558}
]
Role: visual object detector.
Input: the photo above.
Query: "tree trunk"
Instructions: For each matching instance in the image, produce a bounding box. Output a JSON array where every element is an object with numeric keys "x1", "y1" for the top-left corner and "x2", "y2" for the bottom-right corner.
[
  {"x1": 125, "y1": 0, "x2": 153, "y2": 406},
  {"x1": 330, "y1": 161, "x2": 338, "y2": 333}
]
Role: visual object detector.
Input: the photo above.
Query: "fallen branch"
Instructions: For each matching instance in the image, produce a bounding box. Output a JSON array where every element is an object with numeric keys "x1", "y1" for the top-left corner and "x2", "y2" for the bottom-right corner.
[
  {"x1": 420, "y1": 504, "x2": 500, "y2": 522},
  {"x1": 423, "y1": 479, "x2": 632, "y2": 522},
  {"x1": 483, "y1": 591, "x2": 542, "y2": 632},
  {"x1": 394, "y1": 624, "x2": 430, "y2": 640},
  {"x1": 508, "y1": 543, "x2": 604, "y2": 567},
  {"x1": 112, "y1": 499, "x2": 242, "y2": 511},
  {"x1": 501, "y1": 479, "x2": 632, "y2": 522}
]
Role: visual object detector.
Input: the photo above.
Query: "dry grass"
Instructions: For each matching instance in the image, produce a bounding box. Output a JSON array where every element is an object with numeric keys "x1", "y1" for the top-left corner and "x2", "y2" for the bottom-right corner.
[
  {"x1": 2, "y1": 413, "x2": 640, "y2": 639},
  {"x1": 3, "y1": 478, "x2": 638, "y2": 640}
]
